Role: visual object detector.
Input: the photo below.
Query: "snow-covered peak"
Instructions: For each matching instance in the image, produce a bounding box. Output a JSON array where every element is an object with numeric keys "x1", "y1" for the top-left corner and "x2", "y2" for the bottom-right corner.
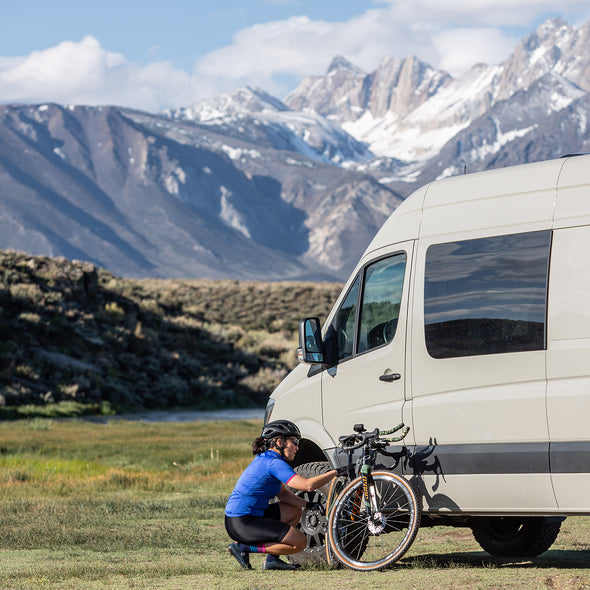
[
  {"x1": 497, "y1": 17, "x2": 590, "y2": 96},
  {"x1": 168, "y1": 85, "x2": 373, "y2": 165},
  {"x1": 327, "y1": 55, "x2": 365, "y2": 76},
  {"x1": 166, "y1": 17, "x2": 590, "y2": 179},
  {"x1": 283, "y1": 17, "x2": 590, "y2": 164},
  {"x1": 533, "y1": 16, "x2": 569, "y2": 44},
  {"x1": 167, "y1": 87, "x2": 290, "y2": 123}
]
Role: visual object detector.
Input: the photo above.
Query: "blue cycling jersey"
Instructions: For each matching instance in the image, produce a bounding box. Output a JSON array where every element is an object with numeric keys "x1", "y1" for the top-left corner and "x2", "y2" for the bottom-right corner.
[{"x1": 225, "y1": 450, "x2": 297, "y2": 517}]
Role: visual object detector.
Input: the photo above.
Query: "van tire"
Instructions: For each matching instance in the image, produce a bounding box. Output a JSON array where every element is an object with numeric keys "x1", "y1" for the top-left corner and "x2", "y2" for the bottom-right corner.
[
  {"x1": 471, "y1": 516, "x2": 562, "y2": 557},
  {"x1": 287, "y1": 461, "x2": 332, "y2": 565}
]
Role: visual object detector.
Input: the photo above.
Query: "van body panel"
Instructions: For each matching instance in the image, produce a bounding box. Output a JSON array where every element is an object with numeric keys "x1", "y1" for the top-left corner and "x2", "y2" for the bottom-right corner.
[
  {"x1": 417, "y1": 474, "x2": 558, "y2": 513},
  {"x1": 322, "y1": 334, "x2": 406, "y2": 441},
  {"x1": 547, "y1": 225, "x2": 590, "y2": 510},
  {"x1": 550, "y1": 475, "x2": 590, "y2": 512},
  {"x1": 547, "y1": 227, "x2": 590, "y2": 344},
  {"x1": 554, "y1": 155, "x2": 590, "y2": 228},
  {"x1": 268, "y1": 363, "x2": 331, "y2": 450},
  {"x1": 418, "y1": 159, "x2": 561, "y2": 240},
  {"x1": 364, "y1": 185, "x2": 426, "y2": 255},
  {"x1": 410, "y1": 349, "x2": 554, "y2": 510},
  {"x1": 409, "y1": 209, "x2": 556, "y2": 511},
  {"x1": 268, "y1": 155, "x2": 590, "y2": 519}
]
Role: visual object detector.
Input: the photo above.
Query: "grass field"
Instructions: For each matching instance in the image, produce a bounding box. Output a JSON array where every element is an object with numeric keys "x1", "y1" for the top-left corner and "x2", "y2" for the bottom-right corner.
[{"x1": 0, "y1": 418, "x2": 589, "y2": 590}]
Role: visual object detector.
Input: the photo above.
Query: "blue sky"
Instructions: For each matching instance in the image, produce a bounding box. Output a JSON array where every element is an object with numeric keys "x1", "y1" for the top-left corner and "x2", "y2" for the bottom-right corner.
[
  {"x1": 1, "y1": 0, "x2": 589, "y2": 112},
  {"x1": 2, "y1": 1, "x2": 370, "y2": 71}
]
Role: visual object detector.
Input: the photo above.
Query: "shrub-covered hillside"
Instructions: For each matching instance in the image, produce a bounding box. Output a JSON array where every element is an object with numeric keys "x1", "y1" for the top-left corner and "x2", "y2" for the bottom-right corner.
[{"x1": 0, "y1": 251, "x2": 342, "y2": 418}]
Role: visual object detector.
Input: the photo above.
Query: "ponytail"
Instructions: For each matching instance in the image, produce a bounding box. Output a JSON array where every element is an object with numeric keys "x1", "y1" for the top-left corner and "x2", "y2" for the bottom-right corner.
[{"x1": 252, "y1": 437, "x2": 267, "y2": 455}]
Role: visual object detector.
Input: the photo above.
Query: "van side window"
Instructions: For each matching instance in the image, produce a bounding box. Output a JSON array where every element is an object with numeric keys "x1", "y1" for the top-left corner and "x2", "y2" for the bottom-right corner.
[
  {"x1": 424, "y1": 230, "x2": 551, "y2": 359},
  {"x1": 334, "y1": 253, "x2": 407, "y2": 361},
  {"x1": 358, "y1": 254, "x2": 406, "y2": 354},
  {"x1": 336, "y1": 276, "x2": 359, "y2": 361}
]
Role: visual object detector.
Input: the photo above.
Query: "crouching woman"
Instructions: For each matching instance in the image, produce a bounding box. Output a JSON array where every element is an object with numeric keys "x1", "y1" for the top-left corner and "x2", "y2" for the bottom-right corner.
[{"x1": 225, "y1": 419, "x2": 342, "y2": 570}]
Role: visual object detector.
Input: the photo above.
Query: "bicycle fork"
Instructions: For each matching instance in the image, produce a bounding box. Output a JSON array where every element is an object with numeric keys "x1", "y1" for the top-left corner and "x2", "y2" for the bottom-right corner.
[{"x1": 361, "y1": 463, "x2": 386, "y2": 535}]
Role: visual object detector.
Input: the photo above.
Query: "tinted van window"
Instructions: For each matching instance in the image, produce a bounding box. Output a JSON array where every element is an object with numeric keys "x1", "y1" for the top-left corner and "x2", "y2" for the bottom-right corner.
[
  {"x1": 333, "y1": 253, "x2": 407, "y2": 361},
  {"x1": 358, "y1": 254, "x2": 406, "y2": 353},
  {"x1": 424, "y1": 231, "x2": 551, "y2": 359},
  {"x1": 336, "y1": 276, "x2": 359, "y2": 361}
]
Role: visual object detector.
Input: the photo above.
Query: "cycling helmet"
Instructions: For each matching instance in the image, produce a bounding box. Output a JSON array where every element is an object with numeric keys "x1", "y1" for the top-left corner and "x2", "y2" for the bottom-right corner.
[{"x1": 261, "y1": 420, "x2": 301, "y2": 440}]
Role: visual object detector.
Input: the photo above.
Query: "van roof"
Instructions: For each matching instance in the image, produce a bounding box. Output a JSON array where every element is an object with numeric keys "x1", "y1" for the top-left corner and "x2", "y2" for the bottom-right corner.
[{"x1": 364, "y1": 154, "x2": 590, "y2": 255}]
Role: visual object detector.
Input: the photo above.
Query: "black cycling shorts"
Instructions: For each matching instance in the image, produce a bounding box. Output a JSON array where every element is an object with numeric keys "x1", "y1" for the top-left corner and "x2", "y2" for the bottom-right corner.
[{"x1": 225, "y1": 503, "x2": 291, "y2": 545}]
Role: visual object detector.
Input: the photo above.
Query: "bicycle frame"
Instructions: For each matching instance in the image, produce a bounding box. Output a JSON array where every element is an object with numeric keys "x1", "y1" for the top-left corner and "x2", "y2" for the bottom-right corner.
[
  {"x1": 361, "y1": 447, "x2": 380, "y2": 515},
  {"x1": 325, "y1": 423, "x2": 415, "y2": 567}
]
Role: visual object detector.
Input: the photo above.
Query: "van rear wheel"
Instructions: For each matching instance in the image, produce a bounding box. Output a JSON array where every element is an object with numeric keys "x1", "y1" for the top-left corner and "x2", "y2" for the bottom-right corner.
[
  {"x1": 471, "y1": 516, "x2": 563, "y2": 557},
  {"x1": 287, "y1": 461, "x2": 332, "y2": 565}
]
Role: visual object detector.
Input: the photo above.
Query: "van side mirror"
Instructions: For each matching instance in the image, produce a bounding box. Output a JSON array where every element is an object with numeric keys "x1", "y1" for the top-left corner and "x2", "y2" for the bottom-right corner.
[{"x1": 298, "y1": 317, "x2": 324, "y2": 364}]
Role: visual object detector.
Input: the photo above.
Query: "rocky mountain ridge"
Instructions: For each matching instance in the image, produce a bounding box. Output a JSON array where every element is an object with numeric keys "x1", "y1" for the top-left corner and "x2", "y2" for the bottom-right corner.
[
  {"x1": 1, "y1": 17, "x2": 589, "y2": 281},
  {"x1": 284, "y1": 17, "x2": 590, "y2": 164},
  {"x1": 0, "y1": 102, "x2": 400, "y2": 280}
]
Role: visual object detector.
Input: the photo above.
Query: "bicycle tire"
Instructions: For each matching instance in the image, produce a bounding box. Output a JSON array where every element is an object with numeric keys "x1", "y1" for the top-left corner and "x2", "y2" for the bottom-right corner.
[{"x1": 328, "y1": 471, "x2": 420, "y2": 571}]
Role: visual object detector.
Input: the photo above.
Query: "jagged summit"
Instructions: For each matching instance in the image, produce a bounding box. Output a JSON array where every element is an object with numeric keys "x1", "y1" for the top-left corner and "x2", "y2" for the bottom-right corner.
[
  {"x1": 327, "y1": 55, "x2": 365, "y2": 76},
  {"x1": 167, "y1": 86, "x2": 291, "y2": 122},
  {"x1": 535, "y1": 16, "x2": 569, "y2": 38}
]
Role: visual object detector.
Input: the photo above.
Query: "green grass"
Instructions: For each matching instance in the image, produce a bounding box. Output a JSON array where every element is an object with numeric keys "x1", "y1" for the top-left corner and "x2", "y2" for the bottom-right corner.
[{"x1": 0, "y1": 419, "x2": 589, "y2": 589}]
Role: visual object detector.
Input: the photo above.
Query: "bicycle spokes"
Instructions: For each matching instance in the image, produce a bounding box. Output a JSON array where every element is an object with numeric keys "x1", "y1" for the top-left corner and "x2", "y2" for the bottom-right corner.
[{"x1": 328, "y1": 472, "x2": 420, "y2": 571}]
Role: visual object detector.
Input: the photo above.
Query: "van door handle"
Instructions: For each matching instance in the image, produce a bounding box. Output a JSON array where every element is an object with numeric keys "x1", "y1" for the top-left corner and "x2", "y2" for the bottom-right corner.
[{"x1": 379, "y1": 373, "x2": 401, "y2": 382}]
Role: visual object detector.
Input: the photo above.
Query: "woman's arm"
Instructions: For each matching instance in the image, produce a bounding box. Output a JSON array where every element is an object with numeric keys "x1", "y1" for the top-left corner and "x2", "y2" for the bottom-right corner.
[
  {"x1": 284, "y1": 469, "x2": 338, "y2": 494},
  {"x1": 276, "y1": 483, "x2": 306, "y2": 507}
]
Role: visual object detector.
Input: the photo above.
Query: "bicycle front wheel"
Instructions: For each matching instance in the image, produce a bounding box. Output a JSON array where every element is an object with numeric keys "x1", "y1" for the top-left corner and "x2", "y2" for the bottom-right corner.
[{"x1": 328, "y1": 471, "x2": 420, "y2": 571}]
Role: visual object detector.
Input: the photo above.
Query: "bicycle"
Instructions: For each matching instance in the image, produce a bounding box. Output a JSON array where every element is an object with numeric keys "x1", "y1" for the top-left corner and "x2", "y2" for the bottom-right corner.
[{"x1": 326, "y1": 423, "x2": 421, "y2": 571}]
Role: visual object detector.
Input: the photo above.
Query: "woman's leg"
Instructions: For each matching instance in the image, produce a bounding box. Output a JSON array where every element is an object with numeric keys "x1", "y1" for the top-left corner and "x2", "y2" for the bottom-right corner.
[
  {"x1": 226, "y1": 504, "x2": 306, "y2": 568},
  {"x1": 263, "y1": 525, "x2": 306, "y2": 556},
  {"x1": 262, "y1": 502, "x2": 305, "y2": 555}
]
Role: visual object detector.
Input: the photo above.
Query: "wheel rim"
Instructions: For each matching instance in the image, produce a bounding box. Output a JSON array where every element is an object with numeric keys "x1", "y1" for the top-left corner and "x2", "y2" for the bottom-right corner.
[
  {"x1": 296, "y1": 488, "x2": 328, "y2": 555},
  {"x1": 328, "y1": 472, "x2": 419, "y2": 570}
]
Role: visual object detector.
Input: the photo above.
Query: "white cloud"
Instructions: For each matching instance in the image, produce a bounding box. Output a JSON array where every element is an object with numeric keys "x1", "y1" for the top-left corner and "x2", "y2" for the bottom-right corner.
[
  {"x1": 382, "y1": 0, "x2": 590, "y2": 27},
  {"x1": 196, "y1": 10, "x2": 409, "y2": 78},
  {"x1": 1, "y1": 2, "x2": 589, "y2": 111},
  {"x1": 433, "y1": 28, "x2": 520, "y2": 75},
  {"x1": 0, "y1": 36, "x2": 201, "y2": 111},
  {"x1": 194, "y1": 0, "x2": 590, "y2": 91}
]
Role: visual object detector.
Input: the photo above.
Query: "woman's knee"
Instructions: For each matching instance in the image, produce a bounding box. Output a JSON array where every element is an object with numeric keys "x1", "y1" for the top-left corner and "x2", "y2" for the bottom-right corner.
[
  {"x1": 293, "y1": 531, "x2": 306, "y2": 552},
  {"x1": 282, "y1": 527, "x2": 307, "y2": 553}
]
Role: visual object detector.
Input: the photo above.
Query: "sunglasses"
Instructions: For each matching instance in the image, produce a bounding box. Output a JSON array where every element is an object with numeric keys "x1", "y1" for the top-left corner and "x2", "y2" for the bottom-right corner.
[{"x1": 288, "y1": 437, "x2": 300, "y2": 447}]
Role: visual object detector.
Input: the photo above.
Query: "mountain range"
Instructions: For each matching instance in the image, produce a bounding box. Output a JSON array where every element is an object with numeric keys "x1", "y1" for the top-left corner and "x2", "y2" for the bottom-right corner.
[{"x1": 1, "y1": 17, "x2": 589, "y2": 281}]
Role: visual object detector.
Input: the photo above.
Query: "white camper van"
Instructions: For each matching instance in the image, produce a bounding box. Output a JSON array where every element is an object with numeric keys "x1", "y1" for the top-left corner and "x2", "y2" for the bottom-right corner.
[{"x1": 265, "y1": 154, "x2": 590, "y2": 560}]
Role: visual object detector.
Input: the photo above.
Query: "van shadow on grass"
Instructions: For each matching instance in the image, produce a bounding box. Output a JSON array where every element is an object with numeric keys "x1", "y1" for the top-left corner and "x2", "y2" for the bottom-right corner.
[{"x1": 403, "y1": 549, "x2": 590, "y2": 570}]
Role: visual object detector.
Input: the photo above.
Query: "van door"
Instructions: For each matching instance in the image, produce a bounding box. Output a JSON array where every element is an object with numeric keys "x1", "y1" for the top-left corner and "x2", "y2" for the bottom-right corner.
[
  {"x1": 410, "y1": 231, "x2": 557, "y2": 513},
  {"x1": 321, "y1": 243, "x2": 413, "y2": 445}
]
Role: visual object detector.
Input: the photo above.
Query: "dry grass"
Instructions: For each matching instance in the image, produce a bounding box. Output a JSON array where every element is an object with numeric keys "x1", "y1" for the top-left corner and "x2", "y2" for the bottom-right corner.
[{"x1": 0, "y1": 250, "x2": 342, "y2": 416}]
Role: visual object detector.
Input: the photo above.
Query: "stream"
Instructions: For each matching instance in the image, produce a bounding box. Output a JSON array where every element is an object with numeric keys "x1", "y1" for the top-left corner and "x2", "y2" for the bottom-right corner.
[{"x1": 99, "y1": 408, "x2": 265, "y2": 423}]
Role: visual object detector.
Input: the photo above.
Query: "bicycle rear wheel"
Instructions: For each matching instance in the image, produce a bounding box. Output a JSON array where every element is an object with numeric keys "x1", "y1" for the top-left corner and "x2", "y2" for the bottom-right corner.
[{"x1": 328, "y1": 471, "x2": 420, "y2": 571}]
